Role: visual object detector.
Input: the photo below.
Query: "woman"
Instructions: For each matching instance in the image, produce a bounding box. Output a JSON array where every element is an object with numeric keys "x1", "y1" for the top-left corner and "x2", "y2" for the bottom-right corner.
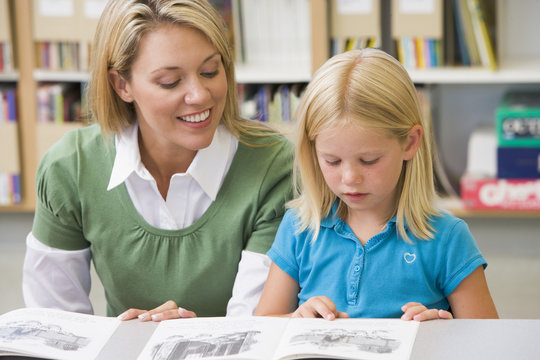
[{"x1": 22, "y1": 0, "x2": 293, "y2": 320}]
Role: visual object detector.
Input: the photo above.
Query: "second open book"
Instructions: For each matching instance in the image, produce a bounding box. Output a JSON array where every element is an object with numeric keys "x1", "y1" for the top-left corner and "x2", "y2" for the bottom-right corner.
[{"x1": 0, "y1": 308, "x2": 419, "y2": 360}]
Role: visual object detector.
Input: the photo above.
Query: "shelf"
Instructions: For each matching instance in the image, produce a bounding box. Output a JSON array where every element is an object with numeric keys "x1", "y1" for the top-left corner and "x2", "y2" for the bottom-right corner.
[
  {"x1": 33, "y1": 70, "x2": 90, "y2": 83},
  {"x1": 0, "y1": 203, "x2": 35, "y2": 213},
  {"x1": 408, "y1": 58, "x2": 540, "y2": 84},
  {"x1": 235, "y1": 63, "x2": 311, "y2": 84},
  {"x1": 0, "y1": 72, "x2": 19, "y2": 81},
  {"x1": 438, "y1": 197, "x2": 540, "y2": 218},
  {"x1": 30, "y1": 59, "x2": 540, "y2": 86}
]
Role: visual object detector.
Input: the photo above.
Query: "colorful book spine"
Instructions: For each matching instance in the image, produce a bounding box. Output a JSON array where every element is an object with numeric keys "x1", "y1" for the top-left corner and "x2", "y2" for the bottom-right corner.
[
  {"x1": 466, "y1": 0, "x2": 497, "y2": 70},
  {"x1": 0, "y1": 86, "x2": 21, "y2": 205}
]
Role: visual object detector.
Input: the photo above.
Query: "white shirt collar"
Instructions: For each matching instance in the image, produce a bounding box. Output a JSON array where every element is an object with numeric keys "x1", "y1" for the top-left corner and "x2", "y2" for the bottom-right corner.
[{"x1": 107, "y1": 123, "x2": 235, "y2": 201}]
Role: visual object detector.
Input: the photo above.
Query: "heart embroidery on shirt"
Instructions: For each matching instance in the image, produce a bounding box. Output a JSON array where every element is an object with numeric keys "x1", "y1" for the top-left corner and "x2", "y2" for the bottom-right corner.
[{"x1": 404, "y1": 252, "x2": 416, "y2": 264}]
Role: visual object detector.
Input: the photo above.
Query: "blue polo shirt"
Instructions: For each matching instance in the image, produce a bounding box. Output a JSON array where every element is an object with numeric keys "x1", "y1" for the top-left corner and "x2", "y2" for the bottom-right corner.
[{"x1": 267, "y1": 205, "x2": 486, "y2": 318}]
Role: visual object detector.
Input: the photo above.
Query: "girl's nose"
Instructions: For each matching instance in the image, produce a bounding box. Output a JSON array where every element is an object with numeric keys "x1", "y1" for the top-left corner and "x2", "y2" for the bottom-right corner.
[{"x1": 342, "y1": 164, "x2": 362, "y2": 185}]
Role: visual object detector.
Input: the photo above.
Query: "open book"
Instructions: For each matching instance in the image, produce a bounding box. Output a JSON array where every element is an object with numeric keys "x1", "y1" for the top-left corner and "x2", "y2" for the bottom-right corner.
[{"x1": 0, "y1": 308, "x2": 419, "y2": 360}]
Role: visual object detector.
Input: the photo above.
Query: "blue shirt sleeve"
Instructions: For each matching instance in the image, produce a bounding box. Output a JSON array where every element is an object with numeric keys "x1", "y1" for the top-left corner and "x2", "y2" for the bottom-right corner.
[
  {"x1": 437, "y1": 217, "x2": 487, "y2": 297},
  {"x1": 266, "y1": 209, "x2": 302, "y2": 282}
]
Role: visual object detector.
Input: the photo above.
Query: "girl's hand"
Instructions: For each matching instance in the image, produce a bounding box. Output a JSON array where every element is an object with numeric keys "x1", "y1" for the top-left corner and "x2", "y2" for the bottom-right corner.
[
  {"x1": 117, "y1": 300, "x2": 197, "y2": 322},
  {"x1": 292, "y1": 296, "x2": 350, "y2": 320},
  {"x1": 400, "y1": 302, "x2": 453, "y2": 321}
]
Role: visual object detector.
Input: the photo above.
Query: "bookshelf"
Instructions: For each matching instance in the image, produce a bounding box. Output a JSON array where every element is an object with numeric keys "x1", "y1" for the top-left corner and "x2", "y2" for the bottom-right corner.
[
  {"x1": 0, "y1": 0, "x2": 327, "y2": 213},
  {"x1": 2, "y1": 0, "x2": 539, "y2": 218},
  {"x1": 415, "y1": 0, "x2": 540, "y2": 217}
]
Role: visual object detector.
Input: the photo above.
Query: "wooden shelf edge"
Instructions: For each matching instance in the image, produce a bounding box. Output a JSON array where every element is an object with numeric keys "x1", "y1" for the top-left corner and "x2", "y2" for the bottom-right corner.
[
  {"x1": 0, "y1": 203, "x2": 35, "y2": 213},
  {"x1": 438, "y1": 197, "x2": 540, "y2": 218}
]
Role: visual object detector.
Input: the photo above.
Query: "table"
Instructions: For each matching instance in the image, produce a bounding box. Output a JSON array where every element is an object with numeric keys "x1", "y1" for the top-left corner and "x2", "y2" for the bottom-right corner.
[{"x1": 94, "y1": 319, "x2": 540, "y2": 359}]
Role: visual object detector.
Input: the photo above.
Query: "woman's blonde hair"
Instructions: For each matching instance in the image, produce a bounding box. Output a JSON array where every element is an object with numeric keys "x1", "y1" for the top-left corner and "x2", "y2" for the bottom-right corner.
[
  {"x1": 290, "y1": 48, "x2": 440, "y2": 243},
  {"x1": 88, "y1": 0, "x2": 270, "y2": 141}
]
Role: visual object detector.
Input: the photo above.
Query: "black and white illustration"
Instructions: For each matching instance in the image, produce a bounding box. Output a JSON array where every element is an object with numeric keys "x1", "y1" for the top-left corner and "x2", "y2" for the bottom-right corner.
[
  {"x1": 138, "y1": 317, "x2": 418, "y2": 360},
  {"x1": 0, "y1": 320, "x2": 91, "y2": 351},
  {"x1": 137, "y1": 317, "x2": 289, "y2": 360},
  {"x1": 150, "y1": 330, "x2": 260, "y2": 360},
  {"x1": 288, "y1": 328, "x2": 400, "y2": 354},
  {"x1": 0, "y1": 308, "x2": 121, "y2": 360},
  {"x1": 274, "y1": 318, "x2": 418, "y2": 360}
]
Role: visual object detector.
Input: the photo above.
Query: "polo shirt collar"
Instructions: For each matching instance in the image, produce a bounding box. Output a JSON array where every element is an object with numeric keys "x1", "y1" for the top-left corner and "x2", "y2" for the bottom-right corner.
[
  {"x1": 107, "y1": 123, "x2": 233, "y2": 201},
  {"x1": 320, "y1": 200, "x2": 401, "y2": 229}
]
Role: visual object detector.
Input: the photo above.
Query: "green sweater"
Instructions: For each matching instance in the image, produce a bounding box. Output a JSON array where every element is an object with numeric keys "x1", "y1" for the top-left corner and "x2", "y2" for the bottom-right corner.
[{"x1": 32, "y1": 124, "x2": 293, "y2": 316}]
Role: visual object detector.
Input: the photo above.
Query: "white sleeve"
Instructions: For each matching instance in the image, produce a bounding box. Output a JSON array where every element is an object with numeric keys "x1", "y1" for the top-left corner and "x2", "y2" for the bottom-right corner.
[
  {"x1": 226, "y1": 250, "x2": 271, "y2": 317},
  {"x1": 22, "y1": 232, "x2": 94, "y2": 314}
]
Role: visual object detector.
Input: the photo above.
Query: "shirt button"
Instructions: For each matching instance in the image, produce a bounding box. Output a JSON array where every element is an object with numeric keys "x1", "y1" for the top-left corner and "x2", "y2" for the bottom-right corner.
[{"x1": 354, "y1": 265, "x2": 360, "y2": 272}]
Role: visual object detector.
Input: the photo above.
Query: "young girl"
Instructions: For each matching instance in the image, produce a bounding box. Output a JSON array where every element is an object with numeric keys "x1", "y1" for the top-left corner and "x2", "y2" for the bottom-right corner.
[{"x1": 255, "y1": 48, "x2": 498, "y2": 321}]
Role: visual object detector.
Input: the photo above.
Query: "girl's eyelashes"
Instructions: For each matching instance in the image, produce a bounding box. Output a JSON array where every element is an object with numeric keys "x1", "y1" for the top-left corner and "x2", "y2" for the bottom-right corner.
[
  {"x1": 360, "y1": 158, "x2": 379, "y2": 165},
  {"x1": 323, "y1": 158, "x2": 379, "y2": 166},
  {"x1": 326, "y1": 159, "x2": 341, "y2": 166}
]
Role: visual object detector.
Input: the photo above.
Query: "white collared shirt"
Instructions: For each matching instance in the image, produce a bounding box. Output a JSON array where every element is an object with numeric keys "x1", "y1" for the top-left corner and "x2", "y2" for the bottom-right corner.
[
  {"x1": 108, "y1": 123, "x2": 234, "y2": 229},
  {"x1": 23, "y1": 124, "x2": 270, "y2": 316}
]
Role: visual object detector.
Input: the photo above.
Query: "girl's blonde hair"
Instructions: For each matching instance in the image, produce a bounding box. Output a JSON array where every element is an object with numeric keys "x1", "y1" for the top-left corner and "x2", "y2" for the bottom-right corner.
[
  {"x1": 88, "y1": 0, "x2": 270, "y2": 141},
  {"x1": 290, "y1": 48, "x2": 440, "y2": 242}
]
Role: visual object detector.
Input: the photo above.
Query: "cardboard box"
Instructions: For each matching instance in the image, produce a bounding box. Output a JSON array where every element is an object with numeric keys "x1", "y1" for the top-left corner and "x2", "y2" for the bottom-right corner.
[
  {"x1": 496, "y1": 91, "x2": 540, "y2": 147},
  {"x1": 497, "y1": 147, "x2": 540, "y2": 179},
  {"x1": 461, "y1": 176, "x2": 540, "y2": 210}
]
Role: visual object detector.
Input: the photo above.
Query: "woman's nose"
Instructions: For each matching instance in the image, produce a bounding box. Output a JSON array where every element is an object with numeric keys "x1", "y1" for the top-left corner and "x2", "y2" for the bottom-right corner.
[{"x1": 184, "y1": 77, "x2": 210, "y2": 104}]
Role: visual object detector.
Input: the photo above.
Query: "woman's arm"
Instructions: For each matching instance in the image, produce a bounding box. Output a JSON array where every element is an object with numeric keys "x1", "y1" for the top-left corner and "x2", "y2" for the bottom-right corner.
[
  {"x1": 226, "y1": 250, "x2": 272, "y2": 316},
  {"x1": 22, "y1": 232, "x2": 94, "y2": 314},
  {"x1": 401, "y1": 266, "x2": 499, "y2": 321}
]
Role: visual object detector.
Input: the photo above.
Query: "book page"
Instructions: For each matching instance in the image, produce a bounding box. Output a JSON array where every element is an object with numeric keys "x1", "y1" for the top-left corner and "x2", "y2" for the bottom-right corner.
[
  {"x1": 0, "y1": 308, "x2": 120, "y2": 360},
  {"x1": 137, "y1": 316, "x2": 288, "y2": 360},
  {"x1": 273, "y1": 318, "x2": 419, "y2": 360}
]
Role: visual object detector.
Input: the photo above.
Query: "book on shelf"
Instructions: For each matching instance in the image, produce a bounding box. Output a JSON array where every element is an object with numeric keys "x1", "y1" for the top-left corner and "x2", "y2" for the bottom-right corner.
[
  {"x1": 0, "y1": 86, "x2": 21, "y2": 205},
  {"x1": 465, "y1": 126, "x2": 497, "y2": 179},
  {"x1": 237, "y1": 0, "x2": 310, "y2": 70},
  {"x1": 0, "y1": 0, "x2": 13, "y2": 73},
  {"x1": 35, "y1": 82, "x2": 85, "y2": 162},
  {"x1": 495, "y1": 91, "x2": 540, "y2": 148},
  {"x1": 239, "y1": 83, "x2": 304, "y2": 128},
  {"x1": 465, "y1": 0, "x2": 497, "y2": 70},
  {"x1": 391, "y1": 0, "x2": 444, "y2": 69},
  {"x1": 32, "y1": 0, "x2": 106, "y2": 71},
  {"x1": 460, "y1": 176, "x2": 540, "y2": 211},
  {"x1": 329, "y1": 0, "x2": 381, "y2": 56},
  {"x1": 443, "y1": 0, "x2": 458, "y2": 66},
  {"x1": 37, "y1": 82, "x2": 83, "y2": 124},
  {"x1": 453, "y1": 0, "x2": 481, "y2": 67},
  {"x1": 497, "y1": 147, "x2": 540, "y2": 179},
  {"x1": 459, "y1": 127, "x2": 540, "y2": 211},
  {"x1": 0, "y1": 307, "x2": 420, "y2": 360}
]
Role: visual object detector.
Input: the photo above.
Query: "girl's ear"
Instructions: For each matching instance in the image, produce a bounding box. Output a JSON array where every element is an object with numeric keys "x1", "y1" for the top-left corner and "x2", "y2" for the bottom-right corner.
[
  {"x1": 108, "y1": 70, "x2": 134, "y2": 103},
  {"x1": 403, "y1": 124, "x2": 423, "y2": 161}
]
